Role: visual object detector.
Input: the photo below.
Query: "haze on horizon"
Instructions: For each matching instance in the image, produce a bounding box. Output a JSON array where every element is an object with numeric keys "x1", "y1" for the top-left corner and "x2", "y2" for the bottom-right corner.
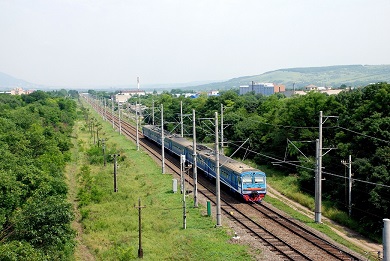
[{"x1": 0, "y1": 0, "x2": 389, "y2": 87}]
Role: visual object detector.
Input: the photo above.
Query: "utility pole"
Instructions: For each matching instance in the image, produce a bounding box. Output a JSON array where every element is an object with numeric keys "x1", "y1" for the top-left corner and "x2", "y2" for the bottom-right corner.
[
  {"x1": 341, "y1": 155, "x2": 352, "y2": 216},
  {"x1": 134, "y1": 198, "x2": 146, "y2": 258},
  {"x1": 111, "y1": 153, "x2": 120, "y2": 192},
  {"x1": 118, "y1": 102, "x2": 122, "y2": 135},
  {"x1": 152, "y1": 100, "x2": 155, "y2": 126},
  {"x1": 193, "y1": 109, "x2": 198, "y2": 208},
  {"x1": 316, "y1": 110, "x2": 337, "y2": 223},
  {"x1": 102, "y1": 139, "x2": 106, "y2": 167},
  {"x1": 161, "y1": 104, "x2": 165, "y2": 174},
  {"x1": 180, "y1": 101, "x2": 184, "y2": 137},
  {"x1": 111, "y1": 96, "x2": 115, "y2": 129},
  {"x1": 137, "y1": 76, "x2": 140, "y2": 96},
  {"x1": 181, "y1": 155, "x2": 187, "y2": 229},
  {"x1": 136, "y1": 101, "x2": 140, "y2": 151},
  {"x1": 215, "y1": 112, "x2": 221, "y2": 227},
  {"x1": 137, "y1": 77, "x2": 141, "y2": 151},
  {"x1": 180, "y1": 154, "x2": 184, "y2": 194},
  {"x1": 103, "y1": 98, "x2": 106, "y2": 121},
  {"x1": 315, "y1": 139, "x2": 321, "y2": 223},
  {"x1": 220, "y1": 104, "x2": 224, "y2": 155},
  {"x1": 315, "y1": 110, "x2": 324, "y2": 223}
]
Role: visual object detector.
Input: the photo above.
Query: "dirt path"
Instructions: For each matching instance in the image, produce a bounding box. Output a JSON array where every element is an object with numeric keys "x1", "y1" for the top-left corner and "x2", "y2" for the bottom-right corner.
[
  {"x1": 267, "y1": 185, "x2": 382, "y2": 257},
  {"x1": 65, "y1": 125, "x2": 95, "y2": 261}
]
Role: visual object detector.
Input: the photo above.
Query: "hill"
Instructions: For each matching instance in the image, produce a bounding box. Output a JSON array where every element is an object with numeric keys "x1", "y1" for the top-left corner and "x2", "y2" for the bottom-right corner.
[
  {"x1": 1, "y1": 64, "x2": 390, "y2": 91},
  {"x1": 188, "y1": 64, "x2": 390, "y2": 91},
  {"x1": 0, "y1": 71, "x2": 42, "y2": 90}
]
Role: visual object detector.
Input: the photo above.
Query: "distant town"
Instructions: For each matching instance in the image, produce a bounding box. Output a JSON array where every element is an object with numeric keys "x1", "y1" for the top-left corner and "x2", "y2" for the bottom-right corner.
[{"x1": 3, "y1": 82, "x2": 345, "y2": 101}]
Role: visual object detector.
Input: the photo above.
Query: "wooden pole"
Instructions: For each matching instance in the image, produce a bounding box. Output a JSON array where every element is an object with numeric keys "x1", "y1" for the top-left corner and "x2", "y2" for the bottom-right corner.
[{"x1": 134, "y1": 198, "x2": 146, "y2": 258}]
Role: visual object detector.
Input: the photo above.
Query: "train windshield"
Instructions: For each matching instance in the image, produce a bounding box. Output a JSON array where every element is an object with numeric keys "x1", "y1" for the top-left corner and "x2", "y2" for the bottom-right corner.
[
  {"x1": 242, "y1": 176, "x2": 252, "y2": 184},
  {"x1": 254, "y1": 175, "x2": 265, "y2": 184}
]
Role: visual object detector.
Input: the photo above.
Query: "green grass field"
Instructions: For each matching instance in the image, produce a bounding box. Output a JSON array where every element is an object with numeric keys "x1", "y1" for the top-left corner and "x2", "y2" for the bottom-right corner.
[
  {"x1": 67, "y1": 102, "x2": 377, "y2": 260},
  {"x1": 66, "y1": 110, "x2": 257, "y2": 260}
]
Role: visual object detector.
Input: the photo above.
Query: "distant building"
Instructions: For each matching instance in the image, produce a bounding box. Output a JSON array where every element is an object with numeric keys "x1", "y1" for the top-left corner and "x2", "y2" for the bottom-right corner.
[
  {"x1": 283, "y1": 84, "x2": 343, "y2": 97},
  {"x1": 239, "y1": 82, "x2": 284, "y2": 96},
  {"x1": 208, "y1": 90, "x2": 219, "y2": 96},
  {"x1": 303, "y1": 84, "x2": 343, "y2": 95},
  {"x1": 115, "y1": 90, "x2": 146, "y2": 104},
  {"x1": 1, "y1": 87, "x2": 35, "y2": 95},
  {"x1": 304, "y1": 84, "x2": 318, "y2": 91},
  {"x1": 274, "y1": 84, "x2": 286, "y2": 93}
]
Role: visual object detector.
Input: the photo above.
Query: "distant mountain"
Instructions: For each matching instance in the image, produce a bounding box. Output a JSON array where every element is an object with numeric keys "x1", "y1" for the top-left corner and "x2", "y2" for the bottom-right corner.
[
  {"x1": 0, "y1": 71, "x2": 43, "y2": 90},
  {"x1": 0, "y1": 71, "x2": 218, "y2": 92},
  {"x1": 2, "y1": 64, "x2": 389, "y2": 92},
  {"x1": 187, "y1": 64, "x2": 390, "y2": 91}
]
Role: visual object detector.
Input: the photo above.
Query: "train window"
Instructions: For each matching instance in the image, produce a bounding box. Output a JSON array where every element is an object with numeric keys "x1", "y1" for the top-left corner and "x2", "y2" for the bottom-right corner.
[
  {"x1": 254, "y1": 176, "x2": 265, "y2": 184},
  {"x1": 242, "y1": 176, "x2": 252, "y2": 184},
  {"x1": 221, "y1": 170, "x2": 229, "y2": 179}
]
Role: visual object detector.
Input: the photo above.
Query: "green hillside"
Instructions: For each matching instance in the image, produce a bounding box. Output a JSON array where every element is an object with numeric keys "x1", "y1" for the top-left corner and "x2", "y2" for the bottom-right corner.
[{"x1": 190, "y1": 64, "x2": 390, "y2": 91}]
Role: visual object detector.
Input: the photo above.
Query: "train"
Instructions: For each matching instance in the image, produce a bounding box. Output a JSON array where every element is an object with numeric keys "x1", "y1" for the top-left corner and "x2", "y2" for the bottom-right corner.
[{"x1": 142, "y1": 125, "x2": 267, "y2": 202}]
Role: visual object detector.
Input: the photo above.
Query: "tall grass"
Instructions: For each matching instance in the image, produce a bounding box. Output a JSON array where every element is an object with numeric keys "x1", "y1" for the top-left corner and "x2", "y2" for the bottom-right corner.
[{"x1": 69, "y1": 108, "x2": 257, "y2": 260}]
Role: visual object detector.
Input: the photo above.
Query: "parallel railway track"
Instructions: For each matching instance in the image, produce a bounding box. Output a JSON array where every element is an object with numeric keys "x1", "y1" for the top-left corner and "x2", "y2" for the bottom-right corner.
[{"x1": 85, "y1": 96, "x2": 365, "y2": 260}]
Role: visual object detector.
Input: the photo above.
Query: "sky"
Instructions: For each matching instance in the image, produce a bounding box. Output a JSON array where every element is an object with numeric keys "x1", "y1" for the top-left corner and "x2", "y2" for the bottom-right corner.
[{"x1": 0, "y1": 0, "x2": 389, "y2": 87}]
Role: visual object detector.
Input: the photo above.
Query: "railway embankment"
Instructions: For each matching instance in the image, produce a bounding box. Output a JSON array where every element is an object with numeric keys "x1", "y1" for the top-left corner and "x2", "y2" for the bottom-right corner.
[{"x1": 267, "y1": 185, "x2": 382, "y2": 257}]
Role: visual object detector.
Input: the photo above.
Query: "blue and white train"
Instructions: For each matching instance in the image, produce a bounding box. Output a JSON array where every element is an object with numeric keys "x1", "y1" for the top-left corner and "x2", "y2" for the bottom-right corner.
[{"x1": 142, "y1": 125, "x2": 266, "y2": 202}]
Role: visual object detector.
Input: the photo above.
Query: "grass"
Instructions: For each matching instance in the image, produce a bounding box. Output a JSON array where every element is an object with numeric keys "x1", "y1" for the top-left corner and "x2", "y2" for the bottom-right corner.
[
  {"x1": 248, "y1": 164, "x2": 377, "y2": 260},
  {"x1": 71, "y1": 101, "x2": 377, "y2": 260},
  {"x1": 67, "y1": 106, "x2": 257, "y2": 260}
]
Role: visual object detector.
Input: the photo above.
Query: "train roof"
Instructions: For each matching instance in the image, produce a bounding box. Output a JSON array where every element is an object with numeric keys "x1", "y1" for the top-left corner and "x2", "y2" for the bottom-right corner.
[{"x1": 143, "y1": 125, "x2": 264, "y2": 175}]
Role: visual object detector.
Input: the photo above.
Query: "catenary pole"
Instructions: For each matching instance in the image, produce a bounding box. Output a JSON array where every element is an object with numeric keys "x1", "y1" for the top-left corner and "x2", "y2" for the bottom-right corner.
[
  {"x1": 137, "y1": 77, "x2": 141, "y2": 151},
  {"x1": 180, "y1": 101, "x2": 184, "y2": 137},
  {"x1": 342, "y1": 155, "x2": 353, "y2": 216},
  {"x1": 118, "y1": 102, "x2": 122, "y2": 135},
  {"x1": 136, "y1": 101, "x2": 140, "y2": 151},
  {"x1": 215, "y1": 112, "x2": 221, "y2": 226},
  {"x1": 315, "y1": 111, "x2": 323, "y2": 223},
  {"x1": 316, "y1": 110, "x2": 338, "y2": 223},
  {"x1": 180, "y1": 154, "x2": 184, "y2": 194},
  {"x1": 111, "y1": 96, "x2": 115, "y2": 129},
  {"x1": 103, "y1": 98, "x2": 106, "y2": 121},
  {"x1": 161, "y1": 104, "x2": 165, "y2": 174},
  {"x1": 181, "y1": 155, "x2": 186, "y2": 229},
  {"x1": 347, "y1": 155, "x2": 352, "y2": 216},
  {"x1": 152, "y1": 99, "x2": 155, "y2": 126},
  {"x1": 193, "y1": 109, "x2": 198, "y2": 207},
  {"x1": 221, "y1": 104, "x2": 224, "y2": 155},
  {"x1": 315, "y1": 139, "x2": 321, "y2": 223},
  {"x1": 384, "y1": 219, "x2": 390, "y2": 261}
]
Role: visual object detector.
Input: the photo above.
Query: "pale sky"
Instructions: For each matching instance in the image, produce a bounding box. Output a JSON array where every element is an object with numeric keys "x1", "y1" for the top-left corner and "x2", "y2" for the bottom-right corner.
[{"x1": 0, "y1": 0, "x2": 389, "y2": 87}]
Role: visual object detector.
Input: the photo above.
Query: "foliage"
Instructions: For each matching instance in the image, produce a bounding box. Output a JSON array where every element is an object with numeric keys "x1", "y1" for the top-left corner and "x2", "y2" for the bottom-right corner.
[
  {"x1": 77, "y1": 165, "x2": 104, "y2": 206},
  {"x1": 72, "y1": 108, "x2": 256, "y2": 260},
  {"x1": 135, "y1": 83, "x2": 390, "y2": 239},
  {"x1": 184, "y1": 64, "x2": 390, "y2": 91},
  {"x1": 0, "y1": 91, "x2": 77, "y2": 258}
]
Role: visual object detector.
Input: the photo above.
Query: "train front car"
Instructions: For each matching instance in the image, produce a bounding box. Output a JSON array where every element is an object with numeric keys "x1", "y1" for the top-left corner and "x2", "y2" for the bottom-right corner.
[{"x1": 240, "y1": 170, "x2": 267, "y2": 202}]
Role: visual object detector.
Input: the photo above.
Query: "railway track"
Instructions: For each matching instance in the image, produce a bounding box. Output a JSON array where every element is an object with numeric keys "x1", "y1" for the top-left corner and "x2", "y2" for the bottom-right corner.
[{"x1": 84, "y1": 96, "x2": 366, "y2": 260}]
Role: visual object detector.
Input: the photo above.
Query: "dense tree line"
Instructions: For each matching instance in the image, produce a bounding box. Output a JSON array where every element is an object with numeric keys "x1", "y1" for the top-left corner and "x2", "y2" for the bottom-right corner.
[
  {"x1": 123, "y1": 83, "x2": 389, "y2": 238},
  {"x1": 0, "y1": 90, "x2": 78, "y2": 259}
]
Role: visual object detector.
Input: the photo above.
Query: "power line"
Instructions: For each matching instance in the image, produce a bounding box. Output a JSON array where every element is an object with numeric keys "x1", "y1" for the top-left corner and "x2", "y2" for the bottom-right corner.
[
  {"x1": 337, "y1": 126, "x2": 390, "y2": 144},
  {"x1": 228, "y1": 142, "x2": 390, "y2": 189},
  {"x1": 224, "y1": 112, "x2": 389, "y2": 144}
]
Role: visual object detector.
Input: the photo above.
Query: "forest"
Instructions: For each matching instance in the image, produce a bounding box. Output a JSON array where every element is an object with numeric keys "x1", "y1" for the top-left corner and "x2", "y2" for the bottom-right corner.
[
  {"x1": 0, "y1": 90, "x2": 78, "y2": 260},
  {"x1": 0, "y1": 82, "x2": 388, "y2": 259},
  {"x1": 116, "y1": 82, "x2": 389, "y2": 238}
]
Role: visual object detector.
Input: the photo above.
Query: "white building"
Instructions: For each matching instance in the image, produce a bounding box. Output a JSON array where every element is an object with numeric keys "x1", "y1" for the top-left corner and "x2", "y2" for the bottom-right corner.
[{"x1": 115, "y1": 90, "x2": 146, "y2": 104}]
